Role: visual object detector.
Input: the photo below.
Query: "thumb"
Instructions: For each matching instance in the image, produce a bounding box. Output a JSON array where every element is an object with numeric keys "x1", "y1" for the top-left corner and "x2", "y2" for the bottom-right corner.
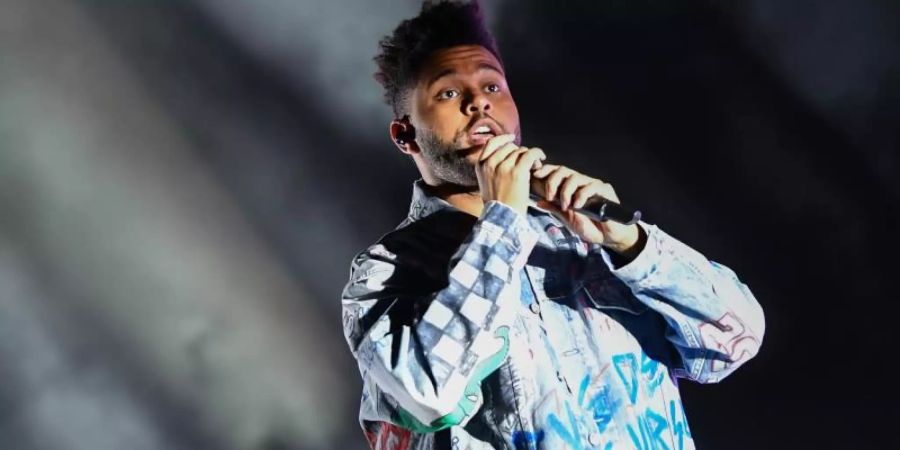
[{"x1": 536, "y1": 199, "x2": 577, "y2": 224}]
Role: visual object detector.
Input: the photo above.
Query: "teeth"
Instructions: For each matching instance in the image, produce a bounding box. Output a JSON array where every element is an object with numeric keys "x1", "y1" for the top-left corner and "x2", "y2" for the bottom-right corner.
[{"x1": 474, "y1": 125, "x2": 492, "y2": 134}]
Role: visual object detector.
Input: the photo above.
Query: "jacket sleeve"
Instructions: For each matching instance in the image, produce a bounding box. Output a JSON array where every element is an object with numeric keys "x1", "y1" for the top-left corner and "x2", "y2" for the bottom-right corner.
[
  {"x1": 595, "y1": 221, "x2": 765, "y2": 383},
  {"x1": 341, "y1": 201, "x2": 538, "y2": 431}
]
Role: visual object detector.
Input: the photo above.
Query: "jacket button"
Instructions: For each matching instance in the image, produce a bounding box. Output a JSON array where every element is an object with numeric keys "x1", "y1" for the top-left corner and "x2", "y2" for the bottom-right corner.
[{"x1": 530, "y1": 302, "x2": 541, "y2": 315}]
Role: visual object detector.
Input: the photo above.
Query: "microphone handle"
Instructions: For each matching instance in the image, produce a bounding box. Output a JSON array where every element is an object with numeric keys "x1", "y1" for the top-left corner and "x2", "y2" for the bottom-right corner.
[{"x1": 528, "y1": 192, "x2": 642, "y2": 226}]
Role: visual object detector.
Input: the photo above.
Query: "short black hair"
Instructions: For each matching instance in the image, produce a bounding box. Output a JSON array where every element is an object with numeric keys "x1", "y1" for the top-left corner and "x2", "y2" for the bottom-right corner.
[{"x1": 374, "y1": 0, "x2": 502, "y2": 118}]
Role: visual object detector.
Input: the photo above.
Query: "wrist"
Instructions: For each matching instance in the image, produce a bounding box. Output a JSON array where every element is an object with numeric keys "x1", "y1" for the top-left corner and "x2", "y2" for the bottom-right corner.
[{"x1": 606, "y1": 224, "x2": 646, "y2": 262}]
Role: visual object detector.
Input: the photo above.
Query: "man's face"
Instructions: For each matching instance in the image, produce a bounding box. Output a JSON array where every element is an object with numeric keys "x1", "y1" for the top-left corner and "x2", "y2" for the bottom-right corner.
[{"x1": 409, "y1": 45, "x2": 520, "y2": 187}]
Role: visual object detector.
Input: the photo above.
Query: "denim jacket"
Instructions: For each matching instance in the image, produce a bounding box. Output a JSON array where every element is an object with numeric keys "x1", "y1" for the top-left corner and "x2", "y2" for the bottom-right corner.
[{"x1": 342, "y1": 180, "x2": 764, "y2": 450}]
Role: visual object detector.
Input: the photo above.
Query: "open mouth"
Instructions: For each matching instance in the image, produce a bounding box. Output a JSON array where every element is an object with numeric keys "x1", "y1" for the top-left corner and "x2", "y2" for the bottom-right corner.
[{"x1": 467, "y1": 120, "x2": 500, "y2": 146}]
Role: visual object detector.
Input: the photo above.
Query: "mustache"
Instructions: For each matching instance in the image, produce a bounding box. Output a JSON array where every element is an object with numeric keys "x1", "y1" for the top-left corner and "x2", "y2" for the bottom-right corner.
[{"x1": 464, "y1": 114, "x2": 504, "y2": 134}]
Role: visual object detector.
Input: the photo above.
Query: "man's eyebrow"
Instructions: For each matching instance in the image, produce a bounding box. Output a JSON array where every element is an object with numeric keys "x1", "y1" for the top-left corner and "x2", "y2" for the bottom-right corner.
[{"x1": 426, "y1": 63, "x2": 504, "y2": 88}]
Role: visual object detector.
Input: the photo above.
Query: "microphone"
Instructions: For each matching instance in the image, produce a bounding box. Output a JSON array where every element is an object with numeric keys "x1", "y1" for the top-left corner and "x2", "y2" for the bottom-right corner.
[
  {"x1": 528, "y1": 192, "x2": 641, "y2": 225},
  {"x1": 528, "y1": 167, "x2": 642, "y2": 225}
]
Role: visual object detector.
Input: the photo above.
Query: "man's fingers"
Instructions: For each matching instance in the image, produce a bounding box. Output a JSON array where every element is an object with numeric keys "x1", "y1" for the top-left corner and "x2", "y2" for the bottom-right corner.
[
  {"x1": 516, "y1": 147, "x2": 546, "y2": 171},
  {"x1": 479, "y1": 134, "x2": 517, "y2": 162},
  {"x1": 531, "y1": 148, "x2": 547, "y2": 166},
  {"x1": 533, "y1": 163, "x2": 558, "y2": 178},
  {"x1": 544, "y1": 166, "x2": 574, "y2": 202},
  {"x1": 515, "y1": 148, "x2": 546, "y2": 174},
  {"x1": 573, "y1": 181, "x2": 618, "y2": 209},
  {"x1": 559, "y1": 174, "x2": 590, "y2": 210},
  {"x1": 572, "y1": 183, "x2": 600, "y2": 209},
  {"x1": 484, "y1": 142, "x2": 520, "y2": 169},
  {"x1": 498, "y1": 147, "x2": 529, "y2": 172}
]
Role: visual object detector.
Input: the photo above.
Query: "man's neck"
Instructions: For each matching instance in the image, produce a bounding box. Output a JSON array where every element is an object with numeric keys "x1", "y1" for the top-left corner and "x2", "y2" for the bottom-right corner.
[{"x1": 422, "y1": 180, "x2": 484, "y2": 217}]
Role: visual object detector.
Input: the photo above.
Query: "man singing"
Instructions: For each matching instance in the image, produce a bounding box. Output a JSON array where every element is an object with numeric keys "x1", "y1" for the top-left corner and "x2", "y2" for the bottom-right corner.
[{"x1": 341, "y1": 1, "x2": 765, "y2": 449}]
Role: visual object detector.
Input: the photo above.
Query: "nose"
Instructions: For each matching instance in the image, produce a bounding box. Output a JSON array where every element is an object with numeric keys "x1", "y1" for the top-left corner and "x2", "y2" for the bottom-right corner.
[{"x1": 464, "y1": 91, "x2": 491, "y2": 115}]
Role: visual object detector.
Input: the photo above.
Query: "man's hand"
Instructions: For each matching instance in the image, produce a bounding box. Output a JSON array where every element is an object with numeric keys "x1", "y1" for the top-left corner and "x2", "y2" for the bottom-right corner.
[
  {"x1": 476, "y1": 134, "x2": 546, "y2": 216},
  {"x1": 531, "y1": 164, "x2": 643, "y2": 257}
]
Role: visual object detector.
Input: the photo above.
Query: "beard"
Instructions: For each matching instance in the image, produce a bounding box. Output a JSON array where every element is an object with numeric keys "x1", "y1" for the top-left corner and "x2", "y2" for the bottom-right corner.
[
  {"x1": 417, "y1": 125, "x2": 521, "y2": 188},
  {"x1": 417, "y1": 127, "x2": 479, "y2": 187}
]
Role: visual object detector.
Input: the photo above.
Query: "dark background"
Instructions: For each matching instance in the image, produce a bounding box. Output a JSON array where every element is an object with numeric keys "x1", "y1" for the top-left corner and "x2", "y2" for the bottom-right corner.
[{"x1": 1, "y1": 0, "x2": 897, "y2": 448}]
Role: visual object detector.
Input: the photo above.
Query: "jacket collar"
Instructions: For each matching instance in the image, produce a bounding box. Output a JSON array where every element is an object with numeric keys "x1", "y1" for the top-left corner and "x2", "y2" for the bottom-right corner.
[
  {"x1": 407, "y1": 178, "x2": 554, "y2": 222},
  {"x1": 407, "y1": 179, "x2": 457, "y2": 221}
]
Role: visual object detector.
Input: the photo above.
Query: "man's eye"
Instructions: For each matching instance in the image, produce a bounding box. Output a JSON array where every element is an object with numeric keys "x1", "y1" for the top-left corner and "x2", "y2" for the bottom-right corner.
[
  {"x1": 486, "y1": 84, "x2": 501, "y2": 93},
  {"x1": 439, "y1": 89, "x2": 459, "y2": 100}
]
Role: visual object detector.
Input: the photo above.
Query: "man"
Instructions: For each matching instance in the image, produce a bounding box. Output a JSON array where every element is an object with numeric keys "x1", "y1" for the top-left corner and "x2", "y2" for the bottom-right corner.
[{"x1": 341, "y1": 1, "x2": 765, "y2": 449}]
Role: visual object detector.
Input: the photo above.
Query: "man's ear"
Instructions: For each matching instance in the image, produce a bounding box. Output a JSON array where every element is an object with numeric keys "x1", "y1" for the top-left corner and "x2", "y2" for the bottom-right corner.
[{"x1": 389, "y1": 116, "x2": 419, "y2": 155}]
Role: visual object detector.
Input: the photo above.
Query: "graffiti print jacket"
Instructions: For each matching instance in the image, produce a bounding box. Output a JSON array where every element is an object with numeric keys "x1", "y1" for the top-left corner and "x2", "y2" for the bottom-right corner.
[{"x1": 342, "y1": 180, "x2": 764, "y2": 450}]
